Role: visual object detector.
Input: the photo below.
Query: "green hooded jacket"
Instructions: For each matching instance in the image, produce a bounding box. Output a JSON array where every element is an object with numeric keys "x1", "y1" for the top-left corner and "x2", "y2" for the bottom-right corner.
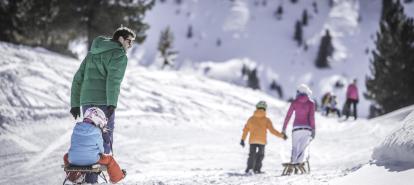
[{"x1": 71, "y1": 36, "x2": 128, "y2": 108}]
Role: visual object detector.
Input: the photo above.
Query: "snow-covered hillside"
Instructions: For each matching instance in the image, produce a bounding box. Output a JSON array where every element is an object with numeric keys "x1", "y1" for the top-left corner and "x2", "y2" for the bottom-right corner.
[
  {"x1": 136, "y1": 0, "x2": 385, "y2": 118},
  {"x1": 126, "y1": 0, "x2": 413, "y2": 118},
  {"x1": 1, "y1": 41, "x2": 414, "y2": 185}
]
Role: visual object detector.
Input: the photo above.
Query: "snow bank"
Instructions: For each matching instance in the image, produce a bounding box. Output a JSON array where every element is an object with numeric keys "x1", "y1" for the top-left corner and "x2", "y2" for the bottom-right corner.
[
  {"x1": 372, "y1": 109, "x2": 414, "y2": 170},
  {"x1": 0, "y1": 42, "x2": 77, "y2": 124},
  {"x1": 196, "y1": 58, "x2": 256, "y2": 86}
]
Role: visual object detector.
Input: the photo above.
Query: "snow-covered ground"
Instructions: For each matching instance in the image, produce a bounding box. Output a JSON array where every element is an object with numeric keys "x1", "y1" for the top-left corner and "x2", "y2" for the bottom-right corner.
[{"x1": 1, "y1": 42, "x2": 414, "y2": 185}]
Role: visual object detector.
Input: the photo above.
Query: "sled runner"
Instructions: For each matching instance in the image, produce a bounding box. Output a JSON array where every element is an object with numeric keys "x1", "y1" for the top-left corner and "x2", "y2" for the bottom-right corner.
[
  {"x1": 62, "y1": 164, "x2": 108, "y2": 185},
  {"x1": 281, "y1": 161, "x2": 310, "y2": 176}
]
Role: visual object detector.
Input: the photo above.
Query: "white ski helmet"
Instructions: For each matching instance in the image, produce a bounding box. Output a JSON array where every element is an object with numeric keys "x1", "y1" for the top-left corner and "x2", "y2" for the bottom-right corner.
[
  {"x1": 297, "y1": 84, "x2": 312, "y2": 96},
  {"x1": 83, "y1": 107, "x2": 107, "y2": 129}
]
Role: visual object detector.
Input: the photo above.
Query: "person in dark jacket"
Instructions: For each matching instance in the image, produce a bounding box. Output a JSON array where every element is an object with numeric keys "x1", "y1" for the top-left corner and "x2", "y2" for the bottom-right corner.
[{"x1": 69, "y1": 26, "x2": 135, "y2": 183}]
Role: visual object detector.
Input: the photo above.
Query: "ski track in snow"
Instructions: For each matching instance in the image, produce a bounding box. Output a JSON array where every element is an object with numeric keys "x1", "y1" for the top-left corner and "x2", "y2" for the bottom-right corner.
[{"x1": 0, "y1": 111, "x2": 407, "y2": 185}]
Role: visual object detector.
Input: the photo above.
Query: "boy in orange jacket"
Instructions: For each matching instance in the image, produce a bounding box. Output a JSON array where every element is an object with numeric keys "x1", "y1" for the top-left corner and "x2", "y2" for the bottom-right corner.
[{"x1": 240, "y1": 101, "x2": 287, "y2": 174}]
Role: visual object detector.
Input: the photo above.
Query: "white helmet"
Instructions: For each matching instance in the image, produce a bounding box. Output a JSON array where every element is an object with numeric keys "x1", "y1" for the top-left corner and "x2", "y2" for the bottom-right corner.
[
  {"x1": 83, "y1": 107, "x2": 107, "y2": 129},
  {"x1": 297, "y1": 84, "x2": 312, "y2": 96}
]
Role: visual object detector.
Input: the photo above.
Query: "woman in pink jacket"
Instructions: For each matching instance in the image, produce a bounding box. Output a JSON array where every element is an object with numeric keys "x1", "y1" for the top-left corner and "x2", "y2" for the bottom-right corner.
[
  {"x1": 344, "y1": 79, "x2": 359, "y2": 120},
  {"x1": 282, "y1": 84, "x2": 315, "y2": 165}
]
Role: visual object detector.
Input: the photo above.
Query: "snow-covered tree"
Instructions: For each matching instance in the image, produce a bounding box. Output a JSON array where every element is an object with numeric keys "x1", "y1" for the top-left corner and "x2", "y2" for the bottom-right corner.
[
  {"x1": 270, "y1": 80, "x2": 283, "y2": 98},
  {"x1": 241, "y1": 65, "x2": 260, "y2": 90},
  {"x1": 302, "y1": 9, "x2": 309, "y2": 26},
  {"x1": 216, "y1": 38, "x2": 222, "y2": 47},
  {"x1": 312, "y1": 1, "x2": 318, "y2": 13},
  {"x1": 274, "y1": 5, "x2": 283, "y2": 20},
  {"x1": 0, "y1": 0, "x2": 155, "y2": 56},
  {"x1": 247, "y1": 68, "x2": 260, "y2": 90},
  {"x1": 328, "y1": 0, "x2": 334, "y2": 8},
  {"x1": 315, "y1": 29, "x2": 334, "y2": 68},
  {"x1": 366, "y1": 0, "x2": 414, "y2": 114},
  {"x1": 157, "y1": 27, "x2": 178, "y2": 69},
  {"x1": 294, "y1": 20, "x2": 303, "y2": 46},
  {"x1": 187, "y1": 25, "x2": 193, "y2": 39}
]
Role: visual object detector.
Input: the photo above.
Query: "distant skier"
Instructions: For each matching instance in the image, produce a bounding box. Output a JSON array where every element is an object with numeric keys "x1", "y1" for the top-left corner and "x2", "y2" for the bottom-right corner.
[
  {"x1": 282, "y1": 84, "x2": 315, "y2": 167},
  {"x1": 320, "y1": 92, "x2": 332, "y2": 115},
  {"x1": 344, "y1": 79, "x2": 359, "y2": 120},
  {"x1": 63, "y1": 107, "x2": 126, "y2": 184},
  {"x1": 326, "y1": 95, "x2": 341, "y2": 118},
  {"x1": 69, "y1": 26, "x2": 135, "y2": 182},
  {"x1": 240, "y1": 101, "x2": 287, "y2": 174}
]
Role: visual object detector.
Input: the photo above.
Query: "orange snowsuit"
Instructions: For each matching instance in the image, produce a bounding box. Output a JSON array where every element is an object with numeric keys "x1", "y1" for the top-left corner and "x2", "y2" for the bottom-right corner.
[
  {"x1": 241, "y1": 109, "x2": 284, "y2": 144},
  {"x1": 63, "y1": 153, "x2": 125, "y2": 183}
]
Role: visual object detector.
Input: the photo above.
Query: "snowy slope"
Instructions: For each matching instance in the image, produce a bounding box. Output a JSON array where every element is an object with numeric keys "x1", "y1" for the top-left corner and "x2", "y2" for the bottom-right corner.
[
  {"x1": 330, "y1": 105, "x2": 414, "y2": 185},
  {"x1": 1, "y1": 41, "x2": 414, "y2": 184},
  {"x1": 0, "y1": 42, "x2": 77, "y2": 125},
  {"x1": 133, "y1": 0, "x2": 414, "y2": 118}
]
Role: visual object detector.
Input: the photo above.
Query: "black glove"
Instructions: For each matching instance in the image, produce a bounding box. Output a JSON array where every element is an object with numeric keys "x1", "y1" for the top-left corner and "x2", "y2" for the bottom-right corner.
[
  {"x1": 70, "y1": 107, "x2": 80, "y2": 119},
  {"x1": 106, "y1": 105, "x2": 115, "y2": 118},
  {"x1": 282, "y1": 133, "x2": 288, "y2": 140},
  {"x1": 240, "y1": 139, "x2": 245, "y2": 147}
]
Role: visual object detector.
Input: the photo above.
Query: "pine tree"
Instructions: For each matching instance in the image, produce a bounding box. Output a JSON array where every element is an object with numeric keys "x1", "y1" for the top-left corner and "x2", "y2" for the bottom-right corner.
[
  {"x1": 175, "y1": 0, "x2": 182, "y2": 5},
  {"x1": 274, "y1": 5, "x2": 283, "y2": 20},
  {"x1": 270, "y1": 80, "x2": 283, "y2": 98},
  {"x1": 366, "y1": 0, "x2": 414, "y2": 114},
  {"x1": 216, "y1": 38, "x2": 222, "y2": 47},
  {"x1": 312, "y1": 1, "x2": 318, "y2": 13},
  {"x1": 0, "y1": 0, "x2": 155, "y2": 56},
  {"x1": 291, "y1": 0, "x2": 298, "y2": 4},
  {"x1": 328, "y1": 0, "x2": 334, "y2": 7},
  {"x1": 158, "y1": 27, "x2": 177, "y2": 69},
  {"x1": 302, "y1": 9, "x2": 309, "y2": 26},
  {"x1": 79, "y1": 0, "x2": 155, "y2": 49},
  {"x1": 294, "y1": 20, "x2": 303, "y2": 46},
  {"x1": 187, "y1": 25, "x2": 193, "y2": 39},
  {"x1": 262, "y1": 0, "x2": 267, "y2": 6},
  {"x1": 315, "y1": 29, "x2": 334, "y2": 68},
  {"x1": 247, "y1": 68, "x2": 260, "y2": 90}
]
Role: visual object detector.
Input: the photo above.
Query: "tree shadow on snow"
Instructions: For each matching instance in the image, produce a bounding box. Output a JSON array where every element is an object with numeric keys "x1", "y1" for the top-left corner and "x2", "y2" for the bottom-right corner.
[
  {"x1": 226, "y1": 172, "x2": 252, "y2": 177},
  {"x1": 373, "y1": 161, "x2": 414, "y2": 172}
]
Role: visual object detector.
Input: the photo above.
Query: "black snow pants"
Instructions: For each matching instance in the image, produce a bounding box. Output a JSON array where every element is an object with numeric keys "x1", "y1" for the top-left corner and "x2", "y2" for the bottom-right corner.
[
  {"x1": 246, "y1": 144, "x2": 265, "y2": 172},
  {"x1": 344, "y1": 99, "x2": 358, "y2": 119}
]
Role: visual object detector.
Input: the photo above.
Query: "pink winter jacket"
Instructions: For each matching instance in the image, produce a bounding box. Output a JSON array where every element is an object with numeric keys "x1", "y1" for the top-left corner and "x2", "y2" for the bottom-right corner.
[
  {"x1": 282, "y1": 95, "x2": 315, "y2": 132},
  {"x1": 346, "y1": 84, "x2": 359, "y2": 100}
]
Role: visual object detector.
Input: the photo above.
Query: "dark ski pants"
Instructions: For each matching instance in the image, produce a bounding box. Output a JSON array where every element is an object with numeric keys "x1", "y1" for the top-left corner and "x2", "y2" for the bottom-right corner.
[
  {"x1": 82, "y1": 105, "x2": 115, "y2": 183},
  {"x1": 344, "y1": 99, "x2": 358, "y2": 119},
  {"x1": 246, "y1": 144, "x2": 265, "y2": 172}
]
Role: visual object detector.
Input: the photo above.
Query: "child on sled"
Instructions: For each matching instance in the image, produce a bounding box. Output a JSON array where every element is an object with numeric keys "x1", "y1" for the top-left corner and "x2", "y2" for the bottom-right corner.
[{"x1": 63, "y1": 107, "x2": 126, "y2": 184}]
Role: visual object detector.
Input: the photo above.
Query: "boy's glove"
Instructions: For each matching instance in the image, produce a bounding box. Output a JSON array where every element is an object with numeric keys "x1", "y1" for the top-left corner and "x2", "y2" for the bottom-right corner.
[
  {"x1": 106, "y1": 105, "x2": 115, "y2": 118},
  {"x1": 282, "y1": 133, "x2": 288, "y2": 140},
  {"x1": 240, "y1": 139, "x2": 245, "y2": 147},
  {"x1": 70, "y1": 107, "x2": 80, "y2": 119}
]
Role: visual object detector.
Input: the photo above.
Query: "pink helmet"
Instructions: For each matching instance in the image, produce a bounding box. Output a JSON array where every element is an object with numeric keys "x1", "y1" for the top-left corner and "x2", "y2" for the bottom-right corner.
[{"x1": 83, "y1": 107, "x2": 107, "y2": 129}]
